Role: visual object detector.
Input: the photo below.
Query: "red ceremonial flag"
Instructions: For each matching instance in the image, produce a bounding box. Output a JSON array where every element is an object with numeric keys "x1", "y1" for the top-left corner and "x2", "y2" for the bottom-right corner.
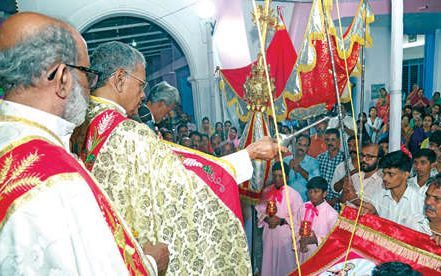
[{"x1": 291, "y1": 207, "x2": 441, "y2": 275}]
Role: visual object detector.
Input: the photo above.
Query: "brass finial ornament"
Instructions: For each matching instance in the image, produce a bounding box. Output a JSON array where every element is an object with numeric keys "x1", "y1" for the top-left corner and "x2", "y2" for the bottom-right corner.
[
  {"x1": 244, "y1": 0, "x2": 277, "y2": 113},
  {"x1": 243, "y1": 55, "x2": 275, "y2": 112}
]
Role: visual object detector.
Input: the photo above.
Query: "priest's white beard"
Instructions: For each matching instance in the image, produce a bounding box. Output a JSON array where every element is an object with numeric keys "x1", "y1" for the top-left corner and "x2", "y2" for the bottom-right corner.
[{"x1": 62, "y1": 74, "x2": 89, "y2": 126}]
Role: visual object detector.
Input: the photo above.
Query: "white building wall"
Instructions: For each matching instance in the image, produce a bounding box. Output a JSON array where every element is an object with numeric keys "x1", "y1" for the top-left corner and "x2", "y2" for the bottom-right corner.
[
  {"x1": 17, "y1": 0, "x2": 219, "y2": 125},
  {"x1": 358, "y1": 26, "x2": 392, "y2": 113}
]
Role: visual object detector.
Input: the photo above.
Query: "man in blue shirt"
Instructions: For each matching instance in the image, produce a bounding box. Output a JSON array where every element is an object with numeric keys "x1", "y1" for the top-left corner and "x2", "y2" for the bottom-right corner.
[
  {"x1": 284, "y1": 134, "x2": 320, "y2": 201},
  {"x1": 317, "y1": 128, "x2": 345, "y2": 210}
]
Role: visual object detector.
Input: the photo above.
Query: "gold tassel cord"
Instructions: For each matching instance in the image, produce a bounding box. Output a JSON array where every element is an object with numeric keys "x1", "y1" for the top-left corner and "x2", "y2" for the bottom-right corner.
[
  {"x1": 334, "y1": 0, "x2": 370, "y2": 271},
  {"x1": 250, "y1": 0, "x2": 302, "y2": 274}
]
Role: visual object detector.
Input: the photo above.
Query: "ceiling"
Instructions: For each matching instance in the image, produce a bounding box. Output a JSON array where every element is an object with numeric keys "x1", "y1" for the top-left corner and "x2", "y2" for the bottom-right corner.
[
  {"x1": 82, "y1": 16, "x2": 184, "y2": 63},
  {"x1": 0, "y1": 0, "x2": 17, "y2": 15}
]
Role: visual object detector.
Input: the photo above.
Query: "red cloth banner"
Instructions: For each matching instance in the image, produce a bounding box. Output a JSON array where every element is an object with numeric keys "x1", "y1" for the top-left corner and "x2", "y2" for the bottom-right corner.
[
  {"x1": 168, "y1": 143, "x2": 244, "y2": 225},
  {"x1": 291, "y1": 207, "x2": 441, "y2": 275}
]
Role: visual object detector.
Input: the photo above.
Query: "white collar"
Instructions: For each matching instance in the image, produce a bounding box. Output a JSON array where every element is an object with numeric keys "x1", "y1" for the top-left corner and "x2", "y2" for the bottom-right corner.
[
  {"x1": 145, "y1": 105, "x2": 156, "y2": 123},
  {"x1": 92, "y1": 96, "x2": 127, "y2": 116},
  {"x1": 0, "y1": 100, "x2": 75, "y2": 150}
]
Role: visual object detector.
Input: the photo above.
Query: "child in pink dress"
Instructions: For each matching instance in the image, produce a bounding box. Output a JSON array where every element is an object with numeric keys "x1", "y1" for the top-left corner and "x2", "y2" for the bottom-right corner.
[
  {"x1": 255, "y1": 162, "x2": 303, "y2": 276},
  {"x1": 299, "y1": 176, "x2": 338, "y2": 263}
]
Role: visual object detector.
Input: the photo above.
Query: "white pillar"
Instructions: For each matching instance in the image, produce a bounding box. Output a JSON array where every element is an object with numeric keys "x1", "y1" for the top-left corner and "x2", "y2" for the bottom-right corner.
[
  {"x1": 389, "y1": 0, "x2": 403, "y2": 152},
  {"x1": 433, "y1": 29, "x2": 441, "y2": 93},
  {"x1": 205, "y1": 21, "x2": 218, "y2": 121}
]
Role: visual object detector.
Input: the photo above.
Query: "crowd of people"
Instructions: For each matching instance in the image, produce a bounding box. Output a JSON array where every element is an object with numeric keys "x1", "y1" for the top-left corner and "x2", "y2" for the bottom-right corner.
[
  {"x1": 138, "y1": 77, "x2": 441, "y2": 275},
  {"x1": 1, "y1": 11, "x2": 441, "y2": 276},
  {"x1": 0, "y1": 12, "x2": 284, "y2": 275}
]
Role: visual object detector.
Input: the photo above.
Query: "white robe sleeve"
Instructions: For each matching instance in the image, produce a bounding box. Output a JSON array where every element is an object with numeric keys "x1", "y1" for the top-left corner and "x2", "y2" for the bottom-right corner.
[
  {"x1": 0, "y1": 176, "x2": 149, "y2": 276},
  {"x1": 221, "y1": 149, "x2": 253, "y2": 184}
]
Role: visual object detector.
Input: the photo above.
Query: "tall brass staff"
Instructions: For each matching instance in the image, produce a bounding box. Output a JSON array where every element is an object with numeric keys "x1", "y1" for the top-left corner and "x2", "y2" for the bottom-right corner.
[
  {"x1": 320, "y1": 0, "x2": 352, "y2": 190},
  {"x1": 250, "y1": 0, "x2": 302, "y2": 274}
]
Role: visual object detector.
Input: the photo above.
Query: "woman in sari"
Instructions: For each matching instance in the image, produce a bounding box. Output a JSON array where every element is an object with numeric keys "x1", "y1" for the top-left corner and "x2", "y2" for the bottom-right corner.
[
  {"x1": 410, "y1": 88, "x2": 430, "y2": 109},
  {"x1": 375, "y1": 88, "x2": 390, "y2": 124}
]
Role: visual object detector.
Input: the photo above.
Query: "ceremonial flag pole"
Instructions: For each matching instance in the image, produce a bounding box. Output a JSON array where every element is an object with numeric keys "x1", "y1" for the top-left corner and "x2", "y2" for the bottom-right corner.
[
  {"x1": 358, "y1": 0, "x2": 368, "y2": 149},
  {"x1": 320, "y1": 0, "x2": 351, "y2": 178}
]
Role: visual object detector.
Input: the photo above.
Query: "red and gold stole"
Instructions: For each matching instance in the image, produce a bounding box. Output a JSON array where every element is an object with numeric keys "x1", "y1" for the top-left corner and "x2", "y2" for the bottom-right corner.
[
  {"x1": 83, "y1": 109, "x2": 244, "y2": 224},
  {"x1": 81, "y1": 109, "x2": 127, "y2": 171},
  {"x1": 166, "y1": 142, "x2": 244, "y2": 224},
  {"x1": 0, "y1": 138, "x2": 149, "y2": 275}
]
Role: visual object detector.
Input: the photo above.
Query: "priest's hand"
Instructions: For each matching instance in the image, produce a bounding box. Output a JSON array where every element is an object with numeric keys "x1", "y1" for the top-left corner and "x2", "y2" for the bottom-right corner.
[
  {"x1": 143, "y1": 242, "x2": 170, "y2": 273},
  {"x1": 246, "y1": 136, "x2": 288, "y2": 160}
]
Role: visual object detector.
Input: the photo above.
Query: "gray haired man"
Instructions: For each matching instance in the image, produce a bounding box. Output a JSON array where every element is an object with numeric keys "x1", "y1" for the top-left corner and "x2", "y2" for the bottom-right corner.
[
  {"x1": 71, "y1": 41, "x2": 286, "y2": 275},
  {"x1": 138, "y1": 81, "x2": 180, "y2": 130}
]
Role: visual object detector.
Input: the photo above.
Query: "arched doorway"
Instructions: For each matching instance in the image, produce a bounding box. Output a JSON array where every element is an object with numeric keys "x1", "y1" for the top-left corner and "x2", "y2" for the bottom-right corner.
[{"x1": 81, "y1": 15, "x2": 195, "y2": 120}]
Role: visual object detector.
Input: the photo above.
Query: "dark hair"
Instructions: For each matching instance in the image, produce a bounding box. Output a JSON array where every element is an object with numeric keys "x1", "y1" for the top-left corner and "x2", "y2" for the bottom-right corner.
[
  {"x1": 229, "y1": 126, "x2": 237, "y2": 133},
  {"x1": 428, "y1": 173, "x2": 441, "y2": 189},
  {"x1": 347, "y1": 135, "x2": 356, "y2": 143},
  {"x1": 404, "y1": 105, "x2": 412, "y2": 111},
  {"x1": 297, "y1": 134, "x2": 311, "y2": 146},
  {"x1": 325, "y1": 128, "x2": 340, "y2": 139},
  {"x1": 362, "y1": 143, "x2": 382, "y2": 158},
  {"x1": 177, "y1": 124, "x2": 188, "y2": 132},
  {"x1": 401, "y1": 114, "x2": 411, "y2": 121},
  {"x1": 306, "y1": 176, "x2": 328, "y2": 192},
  {"x1": 371, "y1": 262, "x2": 421, "y2": 276},
  {"x1": 160, "y1": 129, "x2": 173, "y2": 136},
  {"x1": 429, "y1": 130, "x2": 441, "y2": 146},
  {"x1": 189, "y1": 131, "x2": 201, "y2": 139},
  {"x1": 379, "y1": 150, "x2": 412, "y2": 172},
  {"x1": 423, "y1": 114, "x2": 434, "y2": 122},
  {"x1": 202, "y1": 116, "x2": 209, "y2": 123},
  {"x1": 412, "y1": 107, "x2": 424, "y2": 115},
  {"x1": 224, "y1": 120, "x2": 232, "y2": 125},
  {"x1": 413, "y1": 148, "x2": 436, "y2": 163},
  {"x1": 272, "y1": 161, "x2": 289, "y2": 173},
  {"x1": 369, "y1": 106, "x2": 376, "y2": 113}
]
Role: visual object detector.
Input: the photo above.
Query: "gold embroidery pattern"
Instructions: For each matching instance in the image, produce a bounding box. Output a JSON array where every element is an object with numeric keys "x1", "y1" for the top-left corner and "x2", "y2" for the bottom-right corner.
[
  {"x1": 0, "y1": 151, "x2": 42, "y2": 201},
  {"x1": 76, "y1": 100, "x2": 252, "y2": 275},
  {"x1": 103, "y1": 205, "x2": 140, "y2": 275}
]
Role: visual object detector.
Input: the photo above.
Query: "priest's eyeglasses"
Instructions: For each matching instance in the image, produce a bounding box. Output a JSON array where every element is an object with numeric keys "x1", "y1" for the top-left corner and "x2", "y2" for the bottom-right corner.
[
  {"x1": 66, "y1": 64, "x2": 101, "y2": 90},
  {"x1": 48, "y1": 64, "x2": 101, "y2": 90},
  {"x1": 124, "y1": 71, "x2": 148, "y2": 91}
]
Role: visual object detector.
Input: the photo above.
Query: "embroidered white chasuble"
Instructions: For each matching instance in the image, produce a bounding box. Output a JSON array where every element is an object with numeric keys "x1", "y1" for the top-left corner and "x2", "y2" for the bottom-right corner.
[{"x1": 72, "y1": 97, "x2": 252, "y2": 275}]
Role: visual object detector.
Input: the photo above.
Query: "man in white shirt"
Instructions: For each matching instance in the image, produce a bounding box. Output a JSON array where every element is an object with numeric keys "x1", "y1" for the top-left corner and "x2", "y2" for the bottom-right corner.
[
  {"x1": 363, "y1": 151, "x2": 425, "y2": 232},
  {"x1": 0, "y1": 12, "x2": 162, "y2": 275},
  {"x1": 407, "y1": 149, "x2": 438, "y2": 196},
  {"x1": 341, "y1": 143, "x2": 383, "y2": 206}
]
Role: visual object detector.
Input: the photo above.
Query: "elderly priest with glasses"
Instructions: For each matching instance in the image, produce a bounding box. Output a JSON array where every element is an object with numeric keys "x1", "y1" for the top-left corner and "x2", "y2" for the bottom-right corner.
[
  {"x1": 71, "y1": 40, "x2": 285, "y2": 275},
  {"x1": 0, "y1": 12, "x2": 164, "y2": 275}
]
